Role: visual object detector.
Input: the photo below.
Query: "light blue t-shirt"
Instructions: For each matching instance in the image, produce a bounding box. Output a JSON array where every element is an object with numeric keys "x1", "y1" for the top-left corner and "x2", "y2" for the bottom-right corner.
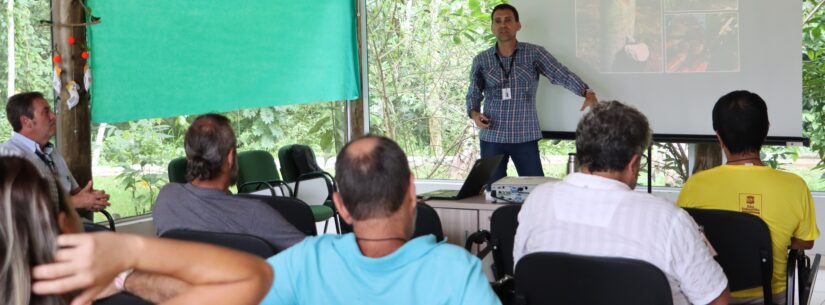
[{"x1": 261, "y1": 233, "x2": 501, "y2": 305}]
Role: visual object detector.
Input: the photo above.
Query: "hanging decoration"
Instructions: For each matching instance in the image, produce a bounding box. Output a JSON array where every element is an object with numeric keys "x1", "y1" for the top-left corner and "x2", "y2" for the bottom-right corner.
[
  {"x1": 67, "y1": 36, "x2": 76, "y2": 45},
  {"x1": 66, "y1": 81, "x2": 80, "y2": 110},
  {"x1": 52, "y1": 66, "x2": 62, "y2": 94},
  {"x1": 83, "y1": 64, "x2": 92, "y2": 91}
]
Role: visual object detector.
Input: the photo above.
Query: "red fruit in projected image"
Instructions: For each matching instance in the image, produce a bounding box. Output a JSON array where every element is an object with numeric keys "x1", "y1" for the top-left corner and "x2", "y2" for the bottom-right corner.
[
  {"x1": 68, "y1": 37, "x2": 76, "y2": 45},
  {"x1": 53, "y1": 55, "x2": 61, "y2": 63},
  {"x1": 81, "y1": 51, "x2": 89, "y2": 59}
]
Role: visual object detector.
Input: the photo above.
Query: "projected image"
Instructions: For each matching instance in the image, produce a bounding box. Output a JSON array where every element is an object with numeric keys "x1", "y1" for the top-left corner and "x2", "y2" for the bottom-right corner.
[
  {"x1": 575, "y1": 0, "x2": 663, "y2": 73},
  {"x1": 664, "y1": 13, "x2": 740, "y2": 73},
  {"x1": 664, "y1": 0, "x2": 737, "y2": 12}
]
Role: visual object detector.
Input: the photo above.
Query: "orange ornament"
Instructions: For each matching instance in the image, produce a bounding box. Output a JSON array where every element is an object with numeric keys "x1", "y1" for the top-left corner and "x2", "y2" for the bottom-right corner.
[
  {"x1": 81, "y1": 51, "x2": 89, "y2": 60},
  {"x1": 53, "y1": 55, "x2": 61, "y2": 63},
  {"x1": 67, "y1": 37, "x2": 76, "y2": 45}
]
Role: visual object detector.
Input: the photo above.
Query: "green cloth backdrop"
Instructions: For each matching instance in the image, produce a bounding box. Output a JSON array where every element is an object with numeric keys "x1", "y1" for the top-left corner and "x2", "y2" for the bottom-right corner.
[{"x1": 87, "y1": 1, "x2": 360, "y2": 123}]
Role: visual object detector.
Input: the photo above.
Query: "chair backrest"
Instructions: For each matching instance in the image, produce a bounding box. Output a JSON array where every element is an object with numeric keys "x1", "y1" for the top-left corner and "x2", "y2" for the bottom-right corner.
[
  {"x1": 278, "y1": 144, "x2": 323, "y2": 182},
  {"x1": 491, "y1": 204, "x2": 521, "y2": 279},
  {"x1": 167, "y1": 156, "x2": 187, "y2": 183},
  {"x1": 685, "y1": 208, "x2": 773, "y2": 302},
  {"x1": 413, "y1": 202, "x2": 444, "y2": 241},
  {"x1": 514, "y1": 252, "x2": 673, "y2": 305},
  {"x1": 160, "y1": 229, "x2": 278, "y2": 258},
  {"x1": 239, "y1": 194, "x2": 318, "y2": 236},
  {"x1": 339, "y1": 202, "x2": 444, "y2": 242},
  {"x1": 237, "y1": 150, "x2": 281, "y2": 193}
]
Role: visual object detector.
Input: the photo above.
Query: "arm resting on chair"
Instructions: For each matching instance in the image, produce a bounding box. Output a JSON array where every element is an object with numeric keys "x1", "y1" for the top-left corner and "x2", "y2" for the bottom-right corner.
[
  {"x1": 791, "y1": 237, "x2": 815, "y2": 250},
  {"x1": 707, "y1": 288, "x2": 730, "y2": 305}
]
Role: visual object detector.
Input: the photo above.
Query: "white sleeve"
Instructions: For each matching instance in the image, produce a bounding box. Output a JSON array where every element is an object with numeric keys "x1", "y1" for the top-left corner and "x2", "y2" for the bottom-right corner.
[{"x1": 666, "y1": 209, "x2": 728, "y2": 305}]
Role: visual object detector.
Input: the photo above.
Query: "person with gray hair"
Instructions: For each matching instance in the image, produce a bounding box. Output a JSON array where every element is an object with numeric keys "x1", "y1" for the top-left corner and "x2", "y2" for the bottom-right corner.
[
  {"x1": 152, "y1": 113, "x2": 304, "y2": 250},
  {"x1": 513, "y1": 101, "x2": 730, "y2": 305}
]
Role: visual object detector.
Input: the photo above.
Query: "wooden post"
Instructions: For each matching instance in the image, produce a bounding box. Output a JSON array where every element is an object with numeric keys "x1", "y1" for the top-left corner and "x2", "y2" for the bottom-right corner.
[
  {"x1": 52, "y1": 0, "x2": 92, "y2": 219},
  {"x1": 349, "y1": 0, "x2": 366, "y2": 140}
]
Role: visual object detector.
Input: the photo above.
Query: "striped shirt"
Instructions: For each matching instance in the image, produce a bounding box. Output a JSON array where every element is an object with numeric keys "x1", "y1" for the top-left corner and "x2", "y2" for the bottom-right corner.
[
  {"x1": 514, "y1": 173, "x2": 728, "y2": 305},
  {"x1": 466, "y1": 42, "x2": 589, "y2": 143}
]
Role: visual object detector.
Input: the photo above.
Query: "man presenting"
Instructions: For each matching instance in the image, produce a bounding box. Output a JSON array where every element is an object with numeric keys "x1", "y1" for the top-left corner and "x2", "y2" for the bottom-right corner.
[{"x1": 467, "y1": 4, "x2": 597, "y2": 190}]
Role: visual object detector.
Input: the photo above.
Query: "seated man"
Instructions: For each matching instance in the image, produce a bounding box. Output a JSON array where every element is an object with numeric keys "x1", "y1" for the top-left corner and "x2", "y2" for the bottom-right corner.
[
  {"x1": 152, "y1": 113, "x2": 305, "y2": 251},
  {"x1": 259, "y1": 135, "x2": 499, "y2": 304},
  {"x1": 108, "y1": 135, "x2": 500, "y2": 304},
  {"x1": 2, "y1": 91, "x2": 110, "y2": 211},
  {"x1": 678, "y1": 90, "x2": 819, "y2": 304},
  {"x1": 513, "y1": 101, "x2": 729, "y2": 305}
]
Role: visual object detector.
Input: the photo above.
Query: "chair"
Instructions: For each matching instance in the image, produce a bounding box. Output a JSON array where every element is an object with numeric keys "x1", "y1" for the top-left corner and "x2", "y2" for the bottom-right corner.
[
  {"x1": 339, "y1": 202, "x2": 445, "y2": 242},
  {"x1": 160, "y1": 229, "x2": 278, "y2": 258},
  {"x1": 93, "y1": 292, "x2": 153, "y2": 305},
  {"x1": 787, "y1": 249, "x2": 822, "y2": 305},
  {"x1": 83, "y1": 209, "x2": 117, "y2": 232},
  {"x1": 685, "y1": 208, "x2": 774, "y2": 305},
  {"x1": 236, "y1": 150, "x2": 284, "y2": 194},
  {"x1": 167, "y1": 156, "x2": 187, "y2": 183},
  {"x1": 413, "y1": 202, "x2": 444, "y2": 241},
  {"x1": 238, "y1": 194, "x2": 318, "y2": 236},
  {"x1": 278, "y1": 144, "x2": 338, "y2": 233},
  {"x1": 514, "y1": 252, "x2": 673, "y2": 305},
  {"x1": 465, "y1": 204, "x2": 521, "y2": 280}
]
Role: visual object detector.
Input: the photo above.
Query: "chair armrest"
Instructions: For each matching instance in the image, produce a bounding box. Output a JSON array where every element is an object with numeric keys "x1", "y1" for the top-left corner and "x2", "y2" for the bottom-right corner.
[
  {"x1": 465, "y1": 230, "x2": 493, "y2": 259},
  {"x1": 239, "y1": 180, "x2": 293, "y2": 196},
  {"x1": 99, "y1": 209, "x2": 116, "y2": 231}
]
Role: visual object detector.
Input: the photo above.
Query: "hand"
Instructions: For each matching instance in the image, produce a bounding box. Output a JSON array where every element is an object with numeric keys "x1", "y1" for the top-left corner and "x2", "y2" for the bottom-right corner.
[
  {"x1": 471, "y1": 110, "x2": 491, "y2": 128},
  {"x1": 32, "y1": 233, "x2": 140, "y2": 305},
  {"x1": 71, "y1": 181, "x2": 111, "y2": 211},
  {"x1": 580, "y1": 91, "x2": 598, "y2": 111}
]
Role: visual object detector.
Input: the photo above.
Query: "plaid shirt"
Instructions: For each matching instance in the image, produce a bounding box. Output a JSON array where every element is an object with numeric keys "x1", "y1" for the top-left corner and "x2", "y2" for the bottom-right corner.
[{"x1": 466, "y1": 42, "x2": 589, "y2": 143}]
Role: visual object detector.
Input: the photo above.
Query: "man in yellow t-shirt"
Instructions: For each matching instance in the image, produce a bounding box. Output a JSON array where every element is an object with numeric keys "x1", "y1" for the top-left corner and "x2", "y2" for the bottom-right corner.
[{"x1": 678, "y1": 90, "x2": 819, "y2": 305}]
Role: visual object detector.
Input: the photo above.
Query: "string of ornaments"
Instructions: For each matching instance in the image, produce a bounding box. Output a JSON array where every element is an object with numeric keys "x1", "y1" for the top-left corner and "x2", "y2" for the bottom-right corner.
[{"x1": 52, "y1": 36, "x2": 91, "y2": 110}]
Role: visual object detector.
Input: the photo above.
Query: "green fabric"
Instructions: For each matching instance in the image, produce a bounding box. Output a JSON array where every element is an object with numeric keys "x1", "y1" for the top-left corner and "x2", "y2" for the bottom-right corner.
[
  {"x1": 87, "y1": 1, "x2": 360, "y2": 123},
  {"x1": 309, "y1": 205, "x2": 334, "y2": 222}
]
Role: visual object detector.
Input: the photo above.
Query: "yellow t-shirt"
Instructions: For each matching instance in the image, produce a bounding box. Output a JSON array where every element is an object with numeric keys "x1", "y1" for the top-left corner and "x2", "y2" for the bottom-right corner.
[{"x1": 677, "y1": 165, "x2": 819, "y2": 299}]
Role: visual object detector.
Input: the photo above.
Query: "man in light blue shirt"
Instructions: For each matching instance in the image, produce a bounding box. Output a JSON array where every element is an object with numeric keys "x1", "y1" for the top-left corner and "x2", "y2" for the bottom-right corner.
[
  {"x1": 261, "y1": 135, "x2": 500, "y2": 305},
  {"x1": 2, "y1": 92, "x2": 110, "y2": 211}
]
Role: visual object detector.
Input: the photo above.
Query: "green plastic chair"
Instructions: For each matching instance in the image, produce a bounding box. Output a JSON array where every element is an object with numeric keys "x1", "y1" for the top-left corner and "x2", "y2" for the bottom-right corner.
[
  {"x1": 277, "y1": 145, "x2": 338, "y2": 232},
  {"x1": 236, "y1": 150, "x2": 283, "y2": 193},
  {"x1": 167, "y1": 157, "x2": 188, "y2": 183}
]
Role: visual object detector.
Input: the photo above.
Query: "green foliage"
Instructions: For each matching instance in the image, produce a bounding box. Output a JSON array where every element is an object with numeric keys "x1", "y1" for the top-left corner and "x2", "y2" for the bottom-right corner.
[
  {"x1": 102, "y1": 120, "x2": 173, "y2": 215},
  {"x1": 803, "y1": 0, "x2": 825, "y2": 169}
]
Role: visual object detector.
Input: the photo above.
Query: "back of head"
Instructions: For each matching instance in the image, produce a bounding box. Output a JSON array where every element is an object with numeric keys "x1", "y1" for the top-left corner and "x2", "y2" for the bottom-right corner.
[
  {"x1": 576, "y1": 101, "x2": 651, "y2": 172},
  {"x1": 0, "y1": 154, "x2": 66, "y2": 305},
  {"x1": 335, "y1": 135, "x2": 411, "y2": 220},
  {"x1": 184, "y1": 114, "x2": 237, "y2": 181},
  {"x1": 6, "y1": 92, "x2": 44, "y2": 132},
  {"x1": 712, "y1": 90, "x2": 769, "y2": 154},
  {"x1": 491, "y1": 3, "x2": 520, "y2": 21}
]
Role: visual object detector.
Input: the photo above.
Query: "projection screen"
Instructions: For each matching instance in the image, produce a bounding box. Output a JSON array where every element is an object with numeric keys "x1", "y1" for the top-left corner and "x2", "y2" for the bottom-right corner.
[{"x1": 511, "y1": 0, "x2": 802, "y2": 142}]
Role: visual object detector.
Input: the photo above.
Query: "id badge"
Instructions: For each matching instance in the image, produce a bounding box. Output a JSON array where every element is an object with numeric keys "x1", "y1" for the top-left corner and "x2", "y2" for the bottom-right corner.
[{"x1": 502, "y1": 88, "x2": 512, "y2": 101}]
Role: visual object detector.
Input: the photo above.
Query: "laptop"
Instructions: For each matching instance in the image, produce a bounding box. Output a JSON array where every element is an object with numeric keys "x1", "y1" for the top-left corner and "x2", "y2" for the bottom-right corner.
[{"x1": 417, "y1": 154, "x2": 503, "y2": 200}]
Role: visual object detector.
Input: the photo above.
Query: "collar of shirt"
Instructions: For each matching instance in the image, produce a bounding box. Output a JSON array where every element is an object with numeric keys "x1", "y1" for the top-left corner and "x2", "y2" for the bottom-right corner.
[
  {"x1": 333, "y1": 233, "x2": 443, "y2": 273},
  {"x1": 562, "y1": 172, "x2": 631, "y2": 192},
  {"x1": 10, "y1": 132, "x2": 54, "y2": 156},
  {"x1": 488, "y1": 41, "x2": 523, "y2": 57}
]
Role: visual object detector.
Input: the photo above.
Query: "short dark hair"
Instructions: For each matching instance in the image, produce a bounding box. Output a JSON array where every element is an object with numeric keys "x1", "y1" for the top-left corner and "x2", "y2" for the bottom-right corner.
[
  {"x1": 184, "y1": 114, "x2": 237, "y2": 181},
  {"x1": 491, "y1": 4, "x2": 519, "y2": 22},
  {"x1": 335, "y1": 135, "x2": 411, "y2": 221},
  {"x1": 6, "y1": 92, "x2": 44, "y2": 132},
  {"x1": 712, "y1": 90, "x2": 769, "y2": 155},
  {"x1": 576, "y1": 101, "x2": 651, "y2": 172}
]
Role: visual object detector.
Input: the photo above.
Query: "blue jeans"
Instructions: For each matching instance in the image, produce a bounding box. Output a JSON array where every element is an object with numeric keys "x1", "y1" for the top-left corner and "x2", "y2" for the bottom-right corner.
[{"x1": 480, "y1": 140, "x2": 544, "y2": 190}]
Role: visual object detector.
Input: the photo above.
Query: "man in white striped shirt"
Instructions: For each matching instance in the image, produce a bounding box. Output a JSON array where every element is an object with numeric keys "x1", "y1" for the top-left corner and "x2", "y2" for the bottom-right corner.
[{"x1": 513, "y1": 101, "x2": 730, "y2": 305}]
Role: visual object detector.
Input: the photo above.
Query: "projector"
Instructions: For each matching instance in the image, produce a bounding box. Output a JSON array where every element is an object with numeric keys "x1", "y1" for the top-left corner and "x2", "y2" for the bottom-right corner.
[{"x1": 491, "y1": 176, "x2": 559, "y2": 203}]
